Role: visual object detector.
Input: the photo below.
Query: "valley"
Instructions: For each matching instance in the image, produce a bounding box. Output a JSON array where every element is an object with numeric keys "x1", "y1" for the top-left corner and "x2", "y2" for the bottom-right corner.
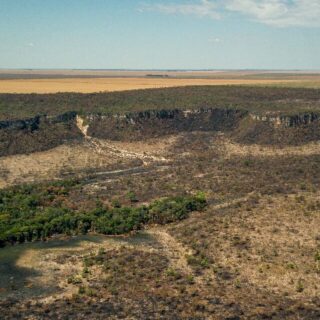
[{"x1": 0, "y1": 85, "x2": 319, "y2": 319}]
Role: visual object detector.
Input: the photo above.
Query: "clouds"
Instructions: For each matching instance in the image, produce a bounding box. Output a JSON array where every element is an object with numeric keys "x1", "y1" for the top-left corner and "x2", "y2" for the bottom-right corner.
[
  {"x1": 139, "y1": 0, "x2": 320, "y2": 27},
  {"x1": 139, "y1": 0, "x2": 220, "y2": 19},
  {"x1": 226, "y1": 0, "x2": 320, "y2": 27},
  {"x1": 208, "y1": 37, "x2": 221, "y2": 43}
]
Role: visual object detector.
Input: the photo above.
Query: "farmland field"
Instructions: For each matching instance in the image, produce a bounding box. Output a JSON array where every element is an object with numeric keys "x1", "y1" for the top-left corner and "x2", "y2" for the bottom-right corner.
[
  {"x1": 0, "y1": 77, "x2": 302, "y2": 94},
  {"x1": 0, "y1": 70, "x2": 320, "y2": 93}
]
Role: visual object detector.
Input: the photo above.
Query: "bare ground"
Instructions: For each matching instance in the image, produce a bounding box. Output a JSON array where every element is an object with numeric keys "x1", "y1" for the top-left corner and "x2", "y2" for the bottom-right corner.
[{"x1": 0, "y1": 77, "x2": 300, "y2": 94}]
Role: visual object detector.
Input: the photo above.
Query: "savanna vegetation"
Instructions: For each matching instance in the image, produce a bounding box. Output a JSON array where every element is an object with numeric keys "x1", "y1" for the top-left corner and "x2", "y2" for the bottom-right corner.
[
  {"x1": 1, "y1": 86, "x2": 320, "y2": 319},
  {"x1": 1, "y1": 86, "x2": 320, "y2": 120}
]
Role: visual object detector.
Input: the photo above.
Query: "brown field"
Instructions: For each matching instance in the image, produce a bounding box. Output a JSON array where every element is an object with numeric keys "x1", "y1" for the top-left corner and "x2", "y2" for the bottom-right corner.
[
  {"x1": 1, "y1": 69, "x2": 320, "y2": 93},
  {"x1": 0, "y1": 77, "x2": 301, "y2": 93}
]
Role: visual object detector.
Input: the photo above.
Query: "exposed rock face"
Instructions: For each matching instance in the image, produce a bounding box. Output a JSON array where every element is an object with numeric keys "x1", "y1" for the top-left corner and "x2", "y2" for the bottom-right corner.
[
  {"x1": 235, "y1": 112, "x2": 320, "y2": 146},
  {"x1": 0, "y1": 112, "x2": 81, "y2": 157},
  {"x1": 0, "y1": 111, "x2": 77, "y2": 131},
  {"x1": 250, "y1": 112, "x2": 319, "y2": 128},
  {"x1": 0, "y1": 109, "x2": 319, "y2": 157},
  {"x1": 86, "y1": 108, "x2": 247, "y2": 140},
  {"x1": 0, "y1": 116, "x2": 41, "y2": 131}
]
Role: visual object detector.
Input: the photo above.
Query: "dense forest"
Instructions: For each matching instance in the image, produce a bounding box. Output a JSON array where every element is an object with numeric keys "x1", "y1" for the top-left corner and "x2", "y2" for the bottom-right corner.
[{"x1": 0, "y1": 179, "x2": 206, "y2": 247}]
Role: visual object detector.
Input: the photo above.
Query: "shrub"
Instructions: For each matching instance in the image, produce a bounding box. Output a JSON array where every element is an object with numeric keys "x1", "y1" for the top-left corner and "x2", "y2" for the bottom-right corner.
[
  {"x1": 148, "y1": 195, "x2": 206, "y2": 225},
  {"x1": 126, "y1": 191, "x2": 138, "y2": 203}
]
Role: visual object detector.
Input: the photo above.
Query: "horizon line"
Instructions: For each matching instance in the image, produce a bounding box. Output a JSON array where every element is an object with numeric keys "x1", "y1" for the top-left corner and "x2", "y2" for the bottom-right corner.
[{"x1": 1, "y1": 68, "x2": 320, "y2": 72}]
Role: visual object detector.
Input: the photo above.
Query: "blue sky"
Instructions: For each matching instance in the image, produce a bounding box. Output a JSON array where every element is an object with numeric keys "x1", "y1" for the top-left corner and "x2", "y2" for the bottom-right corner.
[{"x1": 0, "y1": 0, "x2": 319, "y2": 70}]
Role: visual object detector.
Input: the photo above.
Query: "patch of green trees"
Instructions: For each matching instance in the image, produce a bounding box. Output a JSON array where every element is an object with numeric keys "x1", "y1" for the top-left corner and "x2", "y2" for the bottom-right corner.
[{"x1": 0, "y1": 181, "x2": 206, "y2": 247}]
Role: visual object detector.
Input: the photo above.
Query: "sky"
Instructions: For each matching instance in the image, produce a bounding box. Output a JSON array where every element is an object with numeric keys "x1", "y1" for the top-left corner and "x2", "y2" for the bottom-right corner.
[{"x1": 0, "y1": 0, "x2": 319, "y2": 70}]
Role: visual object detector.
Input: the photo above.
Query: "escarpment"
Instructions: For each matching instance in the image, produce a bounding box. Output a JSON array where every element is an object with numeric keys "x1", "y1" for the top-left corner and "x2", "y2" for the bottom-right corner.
[
  {"x1": 0, "y1": 112, "x2": 82, "y2": 156},
  {"x1": 234, "y1": 112, "x2": 320, "y2": 145},
  {"x1": 250, "y1": 112, "x2": 319, "y2": 128},
  {"x1": 0, "y1": 108, "x2": 319, "y2": 157},
  {"x1": 86, "y1": 108, "x2": 247, "y2": 140}
]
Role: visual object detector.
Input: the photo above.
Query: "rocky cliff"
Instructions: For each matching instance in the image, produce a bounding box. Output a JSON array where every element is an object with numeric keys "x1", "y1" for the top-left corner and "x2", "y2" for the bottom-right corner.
[
  {"x1": 0, "y1": 112, "x2": 81, "y2": 157},
  {"x1": 0, "y1": 108, "x2": 319, "y2": 157},
  {"x1": 85, "y1": 108, "x2": 247, "y2": 140},
  {"x1": 250, "y1": 112, "x2": 319, "y2": 128}
]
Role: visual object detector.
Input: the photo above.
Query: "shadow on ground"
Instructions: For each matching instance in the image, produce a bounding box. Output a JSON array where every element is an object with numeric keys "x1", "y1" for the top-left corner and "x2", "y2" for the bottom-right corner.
[{"x1": 0, "y1": 235, "x2": 106, "y2": 299}]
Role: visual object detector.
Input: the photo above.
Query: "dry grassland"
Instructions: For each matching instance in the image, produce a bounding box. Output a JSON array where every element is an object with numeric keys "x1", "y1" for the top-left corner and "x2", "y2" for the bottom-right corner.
[
  {"x1": 2, "y1": 132, "x2": 320, "y2": 189},
  {"x1": 0, "y1": 136, "x2": 174, "y2": 189},
  {"x1": 0, "y1": 77, "x2": 300, "y2": 93}
]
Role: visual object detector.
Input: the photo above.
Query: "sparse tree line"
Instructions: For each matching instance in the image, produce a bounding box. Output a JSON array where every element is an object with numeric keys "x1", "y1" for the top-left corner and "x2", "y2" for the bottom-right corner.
[{"x1": 0, "y1": 180, "x2": 206, "y2": 247}]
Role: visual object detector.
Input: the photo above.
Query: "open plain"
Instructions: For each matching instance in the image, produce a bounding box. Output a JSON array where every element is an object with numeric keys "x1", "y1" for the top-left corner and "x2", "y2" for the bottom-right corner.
[
  {"x1": 0, "y1": 70, "x2": 320, "y2": 93},
  {"x1": 0, "y1": 76, "x2": 300, "y2": 94}
]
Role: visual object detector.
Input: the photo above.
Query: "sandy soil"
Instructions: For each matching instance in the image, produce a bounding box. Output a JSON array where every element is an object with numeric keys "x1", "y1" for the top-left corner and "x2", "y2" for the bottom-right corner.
[
  {"x1": 0, "y1": 135, "x2": 174, "y2": 188},
  {"x1": 217, "y1": 136, "x2": 320, "y2": 158},
  {"x1": 2, "y1": 132, "x2": 320, "y2": 189}
]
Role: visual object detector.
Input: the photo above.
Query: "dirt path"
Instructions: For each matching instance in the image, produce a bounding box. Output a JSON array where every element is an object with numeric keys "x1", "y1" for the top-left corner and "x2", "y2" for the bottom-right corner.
[
  {"x1": 215, "y1": 135, "x2": 320, "y2": 158},
  {"x1": 146, "y1": 228, "x2": 194, "y2": 274},
  {"x1": 209, "y1": 194, "x2": 253, "y2": 210},
  {"x1": 144, "y1": 194, "x2": 255, "y2": 284},
  {"x1": 0, "y1": 194, "x2": 254, "y2": 302}
]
